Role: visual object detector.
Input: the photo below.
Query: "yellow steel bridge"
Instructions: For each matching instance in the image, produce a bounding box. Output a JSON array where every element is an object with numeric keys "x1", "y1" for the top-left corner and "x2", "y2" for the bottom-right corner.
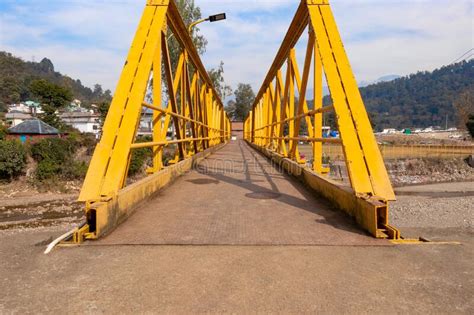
[{"x1": 66, "y1": 0, "x2": 404, "y2": 245}]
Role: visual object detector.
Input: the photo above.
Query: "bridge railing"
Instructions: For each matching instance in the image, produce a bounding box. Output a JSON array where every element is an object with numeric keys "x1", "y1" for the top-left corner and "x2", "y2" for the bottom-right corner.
[
  {"x1": 244, "y1": 0, "x2": 400, "y2": 239},
  {"x1": 72, "y1": 0, "x2": 230, "y2": 241}
]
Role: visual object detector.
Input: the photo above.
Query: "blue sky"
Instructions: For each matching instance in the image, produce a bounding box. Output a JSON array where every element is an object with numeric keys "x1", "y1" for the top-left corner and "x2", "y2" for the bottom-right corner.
[{"x1": 1, "y1": 0, "x2": 472, "y2": 99}]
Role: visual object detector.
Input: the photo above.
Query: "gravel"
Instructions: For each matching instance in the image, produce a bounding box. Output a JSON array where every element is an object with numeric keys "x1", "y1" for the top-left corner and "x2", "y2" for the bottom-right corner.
[{"x1": 391, "y1": 181, "x2": 474, "y2": 229}]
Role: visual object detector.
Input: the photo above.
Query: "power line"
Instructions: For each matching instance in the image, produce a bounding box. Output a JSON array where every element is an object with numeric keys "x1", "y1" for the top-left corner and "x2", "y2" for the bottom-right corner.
[{"x1": 450, "y1": 48, "x2": 474, "y2": 64}]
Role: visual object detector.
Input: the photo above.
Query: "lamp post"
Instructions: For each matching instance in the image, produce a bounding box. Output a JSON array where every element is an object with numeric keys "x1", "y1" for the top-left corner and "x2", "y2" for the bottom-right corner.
[
  {"x1": 188, "y1": 13, "x2": 226, "y2": 33},
  {"x1": 167, "y1": 13, "x2": 226, "y2": 41}
]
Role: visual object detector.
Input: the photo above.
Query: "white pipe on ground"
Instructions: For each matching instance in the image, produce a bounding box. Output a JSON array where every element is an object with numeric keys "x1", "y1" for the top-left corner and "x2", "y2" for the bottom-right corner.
[{"x1": 44, "y1": 229, "x2": 76, "y2": 254}]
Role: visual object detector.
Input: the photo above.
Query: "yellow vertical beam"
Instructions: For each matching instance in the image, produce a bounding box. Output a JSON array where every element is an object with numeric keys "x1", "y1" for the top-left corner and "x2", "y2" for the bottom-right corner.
[
  {"x1": 276, "y1": 71, "x2": 285, "y2": 155},
  {"x1": 257, "y1": 101, "x2": 262, "y2": 146},
  {"x1": 290, "y1": 50, "x2": 315, "y2": 137},
  {"x1": 181, "y1": 53, "x2": 187, "y2": 154},
  {"x1": 244, "y1": 119, "x2": 247, "y2": 140},
  {"x1": 184, "y1": 68, "x2": 199, "y2": 153},
  {"x1": 278, "y1": 66, "x2": 291, "y2": 157},
  {"x1": 264, "y1": 88, "x2": 271, "y2": 147},
  {"x1": 288, "y1": 52, "x2": 296, "y2": 159},
  {"x1": 200, "y1": 85, "x2": 208, "y2": 149},
  {"x1": 255, "y1": 102, "x2": 260, "y2": 145},
  {"x1": 151, "y1": 21, "x2": 164, "y2": 173},
  {"x1": 268, "y1": 87, "x2": 274, "y2": 147},
  {"x1": 268, "y1": 82, "x2": 277, "y2": 149},
  {"x1": 246, "y1": 118, "x2": 249, "y2": 140},
  {"x1": 289, "y1": 36, "x2": 314, "y2": 160},
  {"x1": 249, "y1": 111, "x2": 253, "y2": 141},
  {"x1": 212, "y1": 100, "x2": 217, "y2": 145},
  {"x1": 220, "y1": 107, "x2": 225, "y2": 142},
  {"x1": 196, "y1": 75, "x2": 205, "y2": 150},
  {"x1": 273, "y1": 79, "x2": 281, "y2": 150},
  {"x1": 313, "y1": 30, "x2": 323, "y2": 173},
  {"x1": 207, "y1": 89, "x2": 212, "y2": 146},
  {"x1": 261, "y1": 102, "x2": 264, "y2": 145},
  {"x1": 207, "y1": 89, "x2": 214, "y2": 145}
]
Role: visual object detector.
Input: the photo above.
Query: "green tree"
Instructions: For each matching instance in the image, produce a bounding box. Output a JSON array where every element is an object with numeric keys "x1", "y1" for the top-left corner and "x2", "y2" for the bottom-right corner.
[
  {"x1": 98, "y1": 101, "x2": 111, "y2": 128},
  {"x1": 467, "y1": 114, "x2": 474, "y2": 138},
  {"x1": 31, "y1": 137, "x2": 86, "y2": 181},
  {"x1": 454, "y1": 88, "x2": 474, "y2": 131},
  {"x1": 128, "y1": 136, "x2": 152, "y2": 176},
  {"x1": 30, "y1": 79, "x2": 73, "y2": 129},
  {"x1": 0, "y1": 140, "x2": 27, "y2": 180},
  {"x1": 0, "y1": 124, "x2": 7, "y2": 140},
  {"x1": 208, "y1": 61, "x2": 232, "y2": 100},
  {"x1": 226, "y1": 83, "x2": 255, "y2": 121},
  {"x1": 0, "y1": 77, "x2": 21, "y2": 109},
  {"x1": 150, "y1": 0, "x2": 208, "y2": 105},
  {"x1": 169, "y1": 0, "x2": 207, "y2": 72}
]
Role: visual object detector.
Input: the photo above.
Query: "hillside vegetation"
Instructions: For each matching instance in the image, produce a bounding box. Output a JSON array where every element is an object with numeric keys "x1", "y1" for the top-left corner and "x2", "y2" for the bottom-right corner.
[
  {"x1": 359, "y1": 60, "x2": 473, "y2": 130},
  {"x1": 0, "y1": 51, "x2": 111, "y2": 111},
  {"x1": 317, "y1": 60, "x2": 473, "y2": 130}
]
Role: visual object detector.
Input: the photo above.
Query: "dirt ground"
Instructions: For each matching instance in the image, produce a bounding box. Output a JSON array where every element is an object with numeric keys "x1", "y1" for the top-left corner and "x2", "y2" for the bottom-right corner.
[
  {"x1": 0, "y1": 191, "x2": 82, "y2": 230},
  {"x1": 377, "y1": 131, "x2": 473, "y2": 145}
]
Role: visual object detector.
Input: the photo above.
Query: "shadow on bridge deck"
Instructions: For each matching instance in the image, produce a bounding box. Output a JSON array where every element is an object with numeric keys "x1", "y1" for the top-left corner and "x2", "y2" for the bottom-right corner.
[{"x1": 93, "y1": 140, "x2": 389, "y2": 246}]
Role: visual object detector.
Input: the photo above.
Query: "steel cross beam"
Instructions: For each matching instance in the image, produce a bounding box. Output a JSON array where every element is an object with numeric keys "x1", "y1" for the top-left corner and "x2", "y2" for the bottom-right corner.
[
  {"x1": 74, "y1": 0, "x2": 231, "y2": 241},
  {"x1": 244, "y1": 0, "x2": 400, "y2": 239}
]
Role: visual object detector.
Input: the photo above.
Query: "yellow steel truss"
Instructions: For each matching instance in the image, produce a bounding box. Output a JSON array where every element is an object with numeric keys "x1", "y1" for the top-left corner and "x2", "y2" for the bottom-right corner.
[
  {"x1": 244, "y1": 0, "x2": 399, "y2": 238},
  {"x1": 76, "y1": 0, "x2": 230, "y2": 240}
]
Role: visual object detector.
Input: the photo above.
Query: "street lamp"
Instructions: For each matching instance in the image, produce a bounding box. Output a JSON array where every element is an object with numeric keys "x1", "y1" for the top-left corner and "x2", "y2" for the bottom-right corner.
[{"x1": 188, "y1": 13, "x2": 226, "y2": 33}]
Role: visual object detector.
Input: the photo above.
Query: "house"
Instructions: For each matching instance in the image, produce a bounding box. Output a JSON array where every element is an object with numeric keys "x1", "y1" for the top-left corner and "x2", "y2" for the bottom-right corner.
[
  {"x1": 65, "y1": 99, "x2": 88, "y2": 113},
  {"x1": 8, "y1": 101, "x2": 43, "y2": 115},
  {"x1": 5, "y1": 111, "x2": 33, "y2": 127},
  {"x1": 136, "y1": 108, "x2": 174, "y2": 138},
  {"x1": 8, "y1": 103, "x2": 31, "y2": 114},
  {"x1": 24, "y1": 101, "x2": 43, "y2": 115},
  {"x1": 60, "y1": 111, "x2": 101, "y2": 137},
  {"x1": 7, "y1": 119, "x2": 60, "y2": 143},
  {"x1": 137, "y1": 109, "x2": 154, "y2": 136}
]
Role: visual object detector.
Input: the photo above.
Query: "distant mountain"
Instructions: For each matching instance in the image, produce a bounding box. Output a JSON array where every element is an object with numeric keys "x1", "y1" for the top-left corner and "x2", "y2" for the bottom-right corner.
[
  {"x1": 375, "y1": 74, "x2": 401, "y2": 83},
  {"x1": 315, "y1": 61, "x2": 472, "y2": 130},
  {"x1": 360, "y1": 61, "x2": 472, "y2": 130},
  {"x1": 0, "y1": 51, "x2": 111, "y2": 112},
  {"x1": 358, "y1": 74, "x2": 401, "y2": 88}
]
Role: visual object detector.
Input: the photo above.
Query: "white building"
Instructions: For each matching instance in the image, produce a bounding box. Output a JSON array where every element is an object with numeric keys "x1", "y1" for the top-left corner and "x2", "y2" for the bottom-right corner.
[
  {"x1": 60, "y1": 111, "x2": 101, "y2": 137},
  {"x1": 5, "y1": 111, "x2": 33, "y2": 127},
  {"x1": 381, "y1": 128, "x2": 400, "y2": 134},
  {"x1": 136, "y1": 110, "x2": 175, "y2": 139},
  {"x1": 8, "y1": 101, "x2": 43, "y2": 115}
]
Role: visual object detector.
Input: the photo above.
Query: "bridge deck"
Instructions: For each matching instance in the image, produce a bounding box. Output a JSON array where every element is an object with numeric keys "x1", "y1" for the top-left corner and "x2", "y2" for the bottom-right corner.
[{"x1": 95, "y1": 140, "x2": 389, "y2": 246}]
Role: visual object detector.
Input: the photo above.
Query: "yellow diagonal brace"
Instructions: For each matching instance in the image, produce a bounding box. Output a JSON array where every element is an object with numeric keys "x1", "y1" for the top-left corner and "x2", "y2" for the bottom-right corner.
[
  {"x1": 308, "y1": 5, "x2": 374, "y2": 196},
  {"x1": 318, "y1": 5, "x2": 395, "y2": 200},
  {"x1": 79, "y1": 4, "x2": 168, "y2": 201}
]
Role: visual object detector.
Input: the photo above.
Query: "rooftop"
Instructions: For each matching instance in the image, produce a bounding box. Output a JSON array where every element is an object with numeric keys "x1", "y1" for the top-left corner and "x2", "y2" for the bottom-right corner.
[{"x1": 8, "y1": 119, "x2": 60, "y2": 135}]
